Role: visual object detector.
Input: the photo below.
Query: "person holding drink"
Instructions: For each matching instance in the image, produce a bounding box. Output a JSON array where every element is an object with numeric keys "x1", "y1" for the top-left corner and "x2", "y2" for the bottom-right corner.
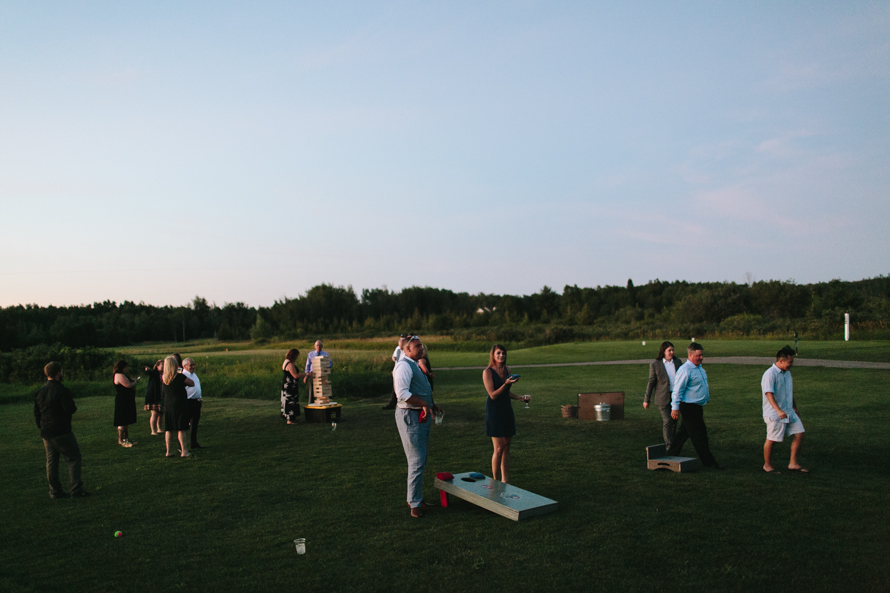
[{"x1": 483, "y1": 344, "x2": 530, "y2": 484}]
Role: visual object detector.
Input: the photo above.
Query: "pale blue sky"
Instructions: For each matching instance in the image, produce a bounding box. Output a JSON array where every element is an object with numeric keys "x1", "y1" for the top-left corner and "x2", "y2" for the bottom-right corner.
[{"x1": 2, "y1": 2, "x2": 888, "y2": 307}]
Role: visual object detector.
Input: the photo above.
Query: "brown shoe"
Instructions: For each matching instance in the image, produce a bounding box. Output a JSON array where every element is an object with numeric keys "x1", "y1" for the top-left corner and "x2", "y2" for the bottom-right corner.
[{"x1": 410, "y1": 507, "x2": 423, "y2": 518}]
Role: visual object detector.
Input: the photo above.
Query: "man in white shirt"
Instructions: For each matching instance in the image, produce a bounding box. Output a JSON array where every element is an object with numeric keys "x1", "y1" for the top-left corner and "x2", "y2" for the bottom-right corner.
[
  {"x1": 182, "y1": 358, "x2": 203, "y2": 449},
  {"x1": 762, "y1": 346, "x2": 807, "y2": 473},
  {"x1": 382, "y1": 334, "x2": 411, "y2": 410}
]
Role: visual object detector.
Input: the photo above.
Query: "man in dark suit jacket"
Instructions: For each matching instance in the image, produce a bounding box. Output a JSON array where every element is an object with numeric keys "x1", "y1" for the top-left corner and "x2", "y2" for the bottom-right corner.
[{"x1": 644, "y1": 341, "x2": 683, "y2": 446}]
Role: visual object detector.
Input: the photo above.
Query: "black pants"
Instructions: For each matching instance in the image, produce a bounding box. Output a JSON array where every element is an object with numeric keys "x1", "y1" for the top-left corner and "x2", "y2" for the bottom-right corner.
[
  {"x1": 43, "y1": 432, "x2": 83, "y2": 495},
  {"x1": 187, "y1": 399, "x2": 202, "y2": 447},
  {"x1": 668, "y1": 402, "x2": 718, "y2": 467}
]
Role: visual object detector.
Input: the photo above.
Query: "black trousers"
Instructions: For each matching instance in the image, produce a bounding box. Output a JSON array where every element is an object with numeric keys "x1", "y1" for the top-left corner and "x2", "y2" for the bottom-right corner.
[
  {"x1": 187, "y1": 399, "x2": 202, "y2": 447},
  {"x1": 43, "y1": 432, "x2": 83, "y2": 495},
  {"x1": 668, "y1": 402, "x2": 718, "y2": 467}
]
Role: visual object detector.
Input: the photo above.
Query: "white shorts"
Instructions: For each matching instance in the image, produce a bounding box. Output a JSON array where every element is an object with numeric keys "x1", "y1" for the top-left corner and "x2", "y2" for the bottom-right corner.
[{"x1": 765, "y1": 417, "x2": 805, "y2": 442}]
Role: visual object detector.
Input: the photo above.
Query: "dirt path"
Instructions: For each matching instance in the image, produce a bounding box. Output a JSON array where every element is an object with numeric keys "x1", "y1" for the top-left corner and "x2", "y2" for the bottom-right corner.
[{"x1": 437, "y1": 357, "x2": 890, "y2": 371}]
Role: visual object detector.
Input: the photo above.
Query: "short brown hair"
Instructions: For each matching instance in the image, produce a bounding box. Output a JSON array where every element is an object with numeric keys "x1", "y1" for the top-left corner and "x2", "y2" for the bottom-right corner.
[
  {"x1": 776, "y1": 346, "x2": 795, "y2": 361},
  {"x1": 44, "y1": 361, "x2": 61, "y2": 378},
  {"x1": 688, "y1": 342, "x2": 703, "y2": 353}
]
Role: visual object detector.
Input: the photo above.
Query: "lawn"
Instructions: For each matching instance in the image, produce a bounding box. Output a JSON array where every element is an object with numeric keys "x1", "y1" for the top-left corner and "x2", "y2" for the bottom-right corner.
[{"x1": 0, "y1": 342, "x2": 887, "y2": 592}]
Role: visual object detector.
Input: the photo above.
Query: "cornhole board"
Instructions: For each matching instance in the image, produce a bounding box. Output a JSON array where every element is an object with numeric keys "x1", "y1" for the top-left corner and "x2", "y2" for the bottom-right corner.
[
  {"x1": 646, "y1": 444, "x2": 699, "y2": 473},
  {"x1": 578, "y1": 392, "x2": 625, "y2": 420},
  {"x1": 434, "y1": 472, "x2": 558, "y2": 521}
]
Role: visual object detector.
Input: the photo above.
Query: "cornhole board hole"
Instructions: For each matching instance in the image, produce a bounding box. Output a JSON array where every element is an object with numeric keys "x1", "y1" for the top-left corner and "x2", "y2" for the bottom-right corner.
[
  {"x1": 578, "y1": 392, "x2": 625, "y2": 420},
  {"x1": 646, "y1": 444, "x2": 699, "y2": 473},
  {"x1": 434, "y1": 472, "x2": 558, "y2": 521}
]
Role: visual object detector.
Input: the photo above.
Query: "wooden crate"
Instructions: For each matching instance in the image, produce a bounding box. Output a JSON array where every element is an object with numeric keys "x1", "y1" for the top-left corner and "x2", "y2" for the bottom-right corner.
[{"x1": 577, "y1": 392, "x2": 625, "y2": 420}]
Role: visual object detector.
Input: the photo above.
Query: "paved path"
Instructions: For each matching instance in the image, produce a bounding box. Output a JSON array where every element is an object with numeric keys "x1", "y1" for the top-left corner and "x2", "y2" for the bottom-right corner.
[{"x1": 437, "y1": 357, "x2": 890, "y2": 371}]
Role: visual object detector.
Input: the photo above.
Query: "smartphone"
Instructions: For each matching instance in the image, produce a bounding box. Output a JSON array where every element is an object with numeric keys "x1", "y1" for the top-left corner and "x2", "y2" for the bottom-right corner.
[{"x1": 507, "y1": 374, "x2": 521, "y2": 380}]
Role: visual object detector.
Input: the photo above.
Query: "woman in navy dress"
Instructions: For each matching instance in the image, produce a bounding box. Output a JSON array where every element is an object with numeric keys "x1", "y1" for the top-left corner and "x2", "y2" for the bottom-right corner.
[
  {"x1": 162, "y1": 355, "x2": 194, "y2": 458},
  {"x1": 483, "y1": 344, "x2": 530, "y2": 484},
  {"x1": 112, "y1": 360, "x2": 140, "y2": 448}
]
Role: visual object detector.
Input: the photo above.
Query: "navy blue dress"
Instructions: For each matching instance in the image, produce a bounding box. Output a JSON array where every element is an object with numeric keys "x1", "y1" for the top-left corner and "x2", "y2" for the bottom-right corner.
[{"x1": 485, "y1": 367, "x2": 516, "y2": 438}]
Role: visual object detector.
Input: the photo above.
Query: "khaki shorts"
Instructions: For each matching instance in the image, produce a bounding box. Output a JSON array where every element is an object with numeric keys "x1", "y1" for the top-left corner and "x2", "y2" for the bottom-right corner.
[{"x1": 765, "y1": 417, "x2": 805, "y2": 442}]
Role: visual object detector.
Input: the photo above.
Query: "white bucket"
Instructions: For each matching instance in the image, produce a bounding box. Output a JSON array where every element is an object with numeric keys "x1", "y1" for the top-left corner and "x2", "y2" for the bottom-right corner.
[{"x1": 594, "y1": 404, "x2": 611, "y2": 421}]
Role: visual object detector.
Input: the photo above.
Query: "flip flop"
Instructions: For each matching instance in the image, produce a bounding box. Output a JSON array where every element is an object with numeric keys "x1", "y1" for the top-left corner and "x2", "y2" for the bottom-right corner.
[
  {"x1": 763, "y1": 469, "x2": 781, "y2": 474},
  {"x1": 788, "y1": 467, "x2": 809, "y2": 473}
]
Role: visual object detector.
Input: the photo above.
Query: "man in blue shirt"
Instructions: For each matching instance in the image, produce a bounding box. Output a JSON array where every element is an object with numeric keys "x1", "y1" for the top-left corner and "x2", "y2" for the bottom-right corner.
[
  {"x1": 762, "y1": 346, "x2": 807, "y2": 473},
  {"x1": 667, "y1": 343, "x2": 722, "y2": 469}
]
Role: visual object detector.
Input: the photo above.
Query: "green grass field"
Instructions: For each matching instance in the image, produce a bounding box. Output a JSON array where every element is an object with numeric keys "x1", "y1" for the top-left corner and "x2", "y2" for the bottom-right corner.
[{"x1": 1, "y1": 341, "x2": 888, "y2": 592}]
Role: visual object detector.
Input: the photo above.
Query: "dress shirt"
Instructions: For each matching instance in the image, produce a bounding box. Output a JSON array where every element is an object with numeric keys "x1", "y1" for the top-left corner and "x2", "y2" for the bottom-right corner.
[
  {"x1": 392, "y1": 346, "x2": 402, "y2": 362},
  {"x1": 182, "y1": 370, "x2": 202, "y2": 400},
  {"x1": 305, "y1": 350, "x2": 333, "y2": 374},
  {"x1": 393, "y1": 357, "x2": 433, "y2": 410},
  {"x1": 663, "y1": 358, "x2": 677, "y2": 390},
  {"x1": 671, "y1": 360, "x2": 709, "y2": 410},
  {"x1": 761, "y1": 364, "x2": 795, "y2": 422}
]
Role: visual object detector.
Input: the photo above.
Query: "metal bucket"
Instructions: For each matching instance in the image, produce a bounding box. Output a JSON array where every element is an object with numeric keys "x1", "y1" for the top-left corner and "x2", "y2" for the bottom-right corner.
[{"x1": 594, "y1": 404, "x2": 611, "y2": 421}]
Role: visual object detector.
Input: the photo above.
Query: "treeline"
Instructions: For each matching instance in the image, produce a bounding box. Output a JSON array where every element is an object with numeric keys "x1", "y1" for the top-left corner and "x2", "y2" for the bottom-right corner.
[{"x1": 2, "y1": 276, "x2": 888, "y2": 352}]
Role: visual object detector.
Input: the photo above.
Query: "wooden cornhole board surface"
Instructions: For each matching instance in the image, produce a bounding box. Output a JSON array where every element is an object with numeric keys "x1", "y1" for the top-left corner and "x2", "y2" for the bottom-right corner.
[
  {"x1": 434, "y1": 472, "x2": 558, "y2": 521},
  {"x1": 646, "y1": 444, "x2": 699, "y2": 473},
  {"x1": 578, "y1": 392, "x2": 625, "y2": 420}
]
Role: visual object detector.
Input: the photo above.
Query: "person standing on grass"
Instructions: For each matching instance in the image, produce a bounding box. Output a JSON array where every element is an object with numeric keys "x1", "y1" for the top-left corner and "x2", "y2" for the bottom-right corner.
[
  {"x1": 162, "y1": 355, "x2": 194, "y2": 458},
  {"x1": 304, "y1": 340, "x2": 333, "y2": 403},
  {"x1": 143, "y1": 360, "x2": 165, "y2": 435},
  {"x1": 182, "y1": 358, "x2": 204, "y2": 449},
  {"x1": 34, "y1": 362, "x2": 87, "y2": 498},
  {"x1": 644, "y1": 341, "x2": 683, "y2": 447},
  {"x1": 383, "y1": 334, "x2": 411, "y2": 410},
  {"x1": 393, "y1": 336, "x2": 443, "y2": 518},
  {"x1": 281, "y1": 348, "x2": 309, "y2": 424},
  {"x1": 668, "y1": 343, "x2": 723, "y2": 469},
  {"x1": 483, "y1": 344, "x2": 530, "y2": 484},
  {"x1": 112, "y1": 360, "x2": 139, "y2": 448},
  {"x1": 762, "y1": 346, "x2": 808, "y2": 474}
]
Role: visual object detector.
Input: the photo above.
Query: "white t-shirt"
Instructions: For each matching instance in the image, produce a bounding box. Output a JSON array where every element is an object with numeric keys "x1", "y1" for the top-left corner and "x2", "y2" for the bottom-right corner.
[{"x1": 182, "y1": 370, "x2": 202, "y2": 400}]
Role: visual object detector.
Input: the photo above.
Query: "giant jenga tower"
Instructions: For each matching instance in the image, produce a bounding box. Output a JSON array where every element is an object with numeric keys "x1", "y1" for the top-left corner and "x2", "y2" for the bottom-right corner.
[{"x1": 310, "y1": 355, "x2": 332, "y2": 404}]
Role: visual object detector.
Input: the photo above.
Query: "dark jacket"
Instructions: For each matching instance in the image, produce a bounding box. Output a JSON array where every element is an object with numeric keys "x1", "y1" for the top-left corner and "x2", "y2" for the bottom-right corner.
[
  {"x1": 34, "y1": 380, "x2": 77, "y2": 439},
  {"x1": 645, "y1": 358, "x2": 684, "y2": 407}
]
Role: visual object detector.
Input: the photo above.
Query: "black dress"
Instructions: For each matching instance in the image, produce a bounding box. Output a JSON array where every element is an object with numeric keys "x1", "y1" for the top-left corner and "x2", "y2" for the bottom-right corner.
[
  {"x1": 163, "y1": 373, "x2": 190, "y2": 432},
  {"x1": 144, "y1": 369, "x2": 164, "y2": 412},
  {"x1": 281, "y1": 368, "x2": 301, "y2": 422},
  {"x1": 485, "y1": 367, "x2": 516, "y2": 438},
  {"x1": 113, "y1": 382, "x2": 138, "y2": 427}
]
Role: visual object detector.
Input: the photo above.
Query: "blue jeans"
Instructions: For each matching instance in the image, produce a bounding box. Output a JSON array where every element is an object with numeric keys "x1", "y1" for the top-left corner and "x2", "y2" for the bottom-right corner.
[{"x1": 395, "y1": 408, "x2": 431, "y2": 508}]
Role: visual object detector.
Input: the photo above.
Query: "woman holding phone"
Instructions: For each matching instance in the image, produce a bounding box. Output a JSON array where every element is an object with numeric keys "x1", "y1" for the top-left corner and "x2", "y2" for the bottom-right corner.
[{"x1": 482, "y1": 344, "x2": 530, "y2": 484}]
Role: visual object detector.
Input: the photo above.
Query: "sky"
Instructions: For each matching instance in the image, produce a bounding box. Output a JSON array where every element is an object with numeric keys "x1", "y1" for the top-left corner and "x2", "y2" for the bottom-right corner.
[{"x1": 1, "y1": 1, "x2": 888, "y2": 308}]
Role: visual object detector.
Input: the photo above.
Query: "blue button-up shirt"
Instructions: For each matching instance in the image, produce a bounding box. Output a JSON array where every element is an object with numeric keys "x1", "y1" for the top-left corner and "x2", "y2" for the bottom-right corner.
[
  {"x1": 761, "y1": 363, "x2": 795, "y2": 422},
  {"x1": 671, "y1": 360, "x2": 709, "y2": 410}
]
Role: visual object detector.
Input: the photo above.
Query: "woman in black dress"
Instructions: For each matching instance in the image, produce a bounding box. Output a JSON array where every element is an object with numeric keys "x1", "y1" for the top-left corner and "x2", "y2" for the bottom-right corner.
[
  {"x1": 482, "y1": 344, "x2": 530, "y2": 484},
  {"x1": 281, "y1": 348, "x2": 309, "y2": 424},
  {"x1": 162, "y1": 355, "x2": 194, "y2": 457},
  {"x1": 113, "y1": 360, "x2": 140, "y2": 447},
  {"x1": 143, "y1": 359, "x2": 164, "y2": 435}
]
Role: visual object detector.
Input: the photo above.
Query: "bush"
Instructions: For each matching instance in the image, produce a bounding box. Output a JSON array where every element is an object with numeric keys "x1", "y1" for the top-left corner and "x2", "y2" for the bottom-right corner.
[{"x1": 0, "y1": 344, "x2": 122, "y2": 384}]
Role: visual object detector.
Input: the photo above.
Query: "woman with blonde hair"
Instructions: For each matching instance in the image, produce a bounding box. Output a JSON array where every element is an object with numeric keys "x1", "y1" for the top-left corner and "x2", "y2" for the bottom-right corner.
[
  {"x1": 162, "y1": 355, "x2": 194, "y2": 457},
  {"x1": 482, "y1": 344, "x2": 530, "y2": 483},
  {"x1": 281, "y1": 348, "x2": 308, "y2": 424}
]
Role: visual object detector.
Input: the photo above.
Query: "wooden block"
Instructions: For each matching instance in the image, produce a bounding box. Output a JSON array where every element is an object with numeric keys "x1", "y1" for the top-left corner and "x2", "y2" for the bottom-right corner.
[
  {"x1": 577, "y1": 392, "x2": 625, "y2": 420},
  {"x1": 645, "y1": 444, "x2": 699, "y2": 473},
  {"x1": 434, "y1": 472, "x2": 558, "y2": 521}
]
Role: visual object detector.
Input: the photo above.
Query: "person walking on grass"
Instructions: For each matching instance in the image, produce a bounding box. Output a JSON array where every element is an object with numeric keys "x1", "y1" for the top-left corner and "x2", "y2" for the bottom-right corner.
[
  {"x1": 644, "y1": 341, "x2": 683, "y2": 447},
  {"x1": 182, "y1": 358, "x2": 204, "y2": 449},
  {"x1": 483, "y1": 344, "x2": 530, "y2": 484},
  {"x1": 762, "y1": 346, "x2": 808, "y2": 474},
  {"x1": 668, "y1": 342, "x2": 723, "y2": 469},
  {"x1": 34, "y1": 362, "x2": 87, "y2": 498},
  {"x1": 393, "y1": 336, "x2": 442, "y2": 518}
]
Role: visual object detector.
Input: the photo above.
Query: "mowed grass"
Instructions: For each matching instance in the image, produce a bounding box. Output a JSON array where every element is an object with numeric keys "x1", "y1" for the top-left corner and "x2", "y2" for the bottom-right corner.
[{"x1": 1, "y1": 342, "x2": 888, "y2": 593}]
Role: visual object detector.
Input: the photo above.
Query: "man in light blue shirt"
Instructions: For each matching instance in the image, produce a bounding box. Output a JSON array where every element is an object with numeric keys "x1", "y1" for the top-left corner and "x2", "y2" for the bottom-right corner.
[
  {"x1": 762, "y1": 346, "x2": 807, "y2": 473},
  {"x1": 304, "y1": 340, "x2": 333, "y2": 374},
  {"x1": 393, "y1": 336, "x2": 442, "y2": 518},
  {"x1": 667, "y1": 342, "x2": 721, "y2": 469}
]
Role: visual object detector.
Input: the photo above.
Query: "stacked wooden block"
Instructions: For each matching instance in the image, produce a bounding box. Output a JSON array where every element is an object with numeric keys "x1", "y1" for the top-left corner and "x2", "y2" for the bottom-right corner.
[{"x1": 310, "y1": 355, "x2": 332, "y2": 404}]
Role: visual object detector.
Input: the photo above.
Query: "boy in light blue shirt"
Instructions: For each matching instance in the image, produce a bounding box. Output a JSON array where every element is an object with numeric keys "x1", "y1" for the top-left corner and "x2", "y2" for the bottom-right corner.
[{"x1": 761, "y1": 346, "x2": 807, "y2": 473}]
